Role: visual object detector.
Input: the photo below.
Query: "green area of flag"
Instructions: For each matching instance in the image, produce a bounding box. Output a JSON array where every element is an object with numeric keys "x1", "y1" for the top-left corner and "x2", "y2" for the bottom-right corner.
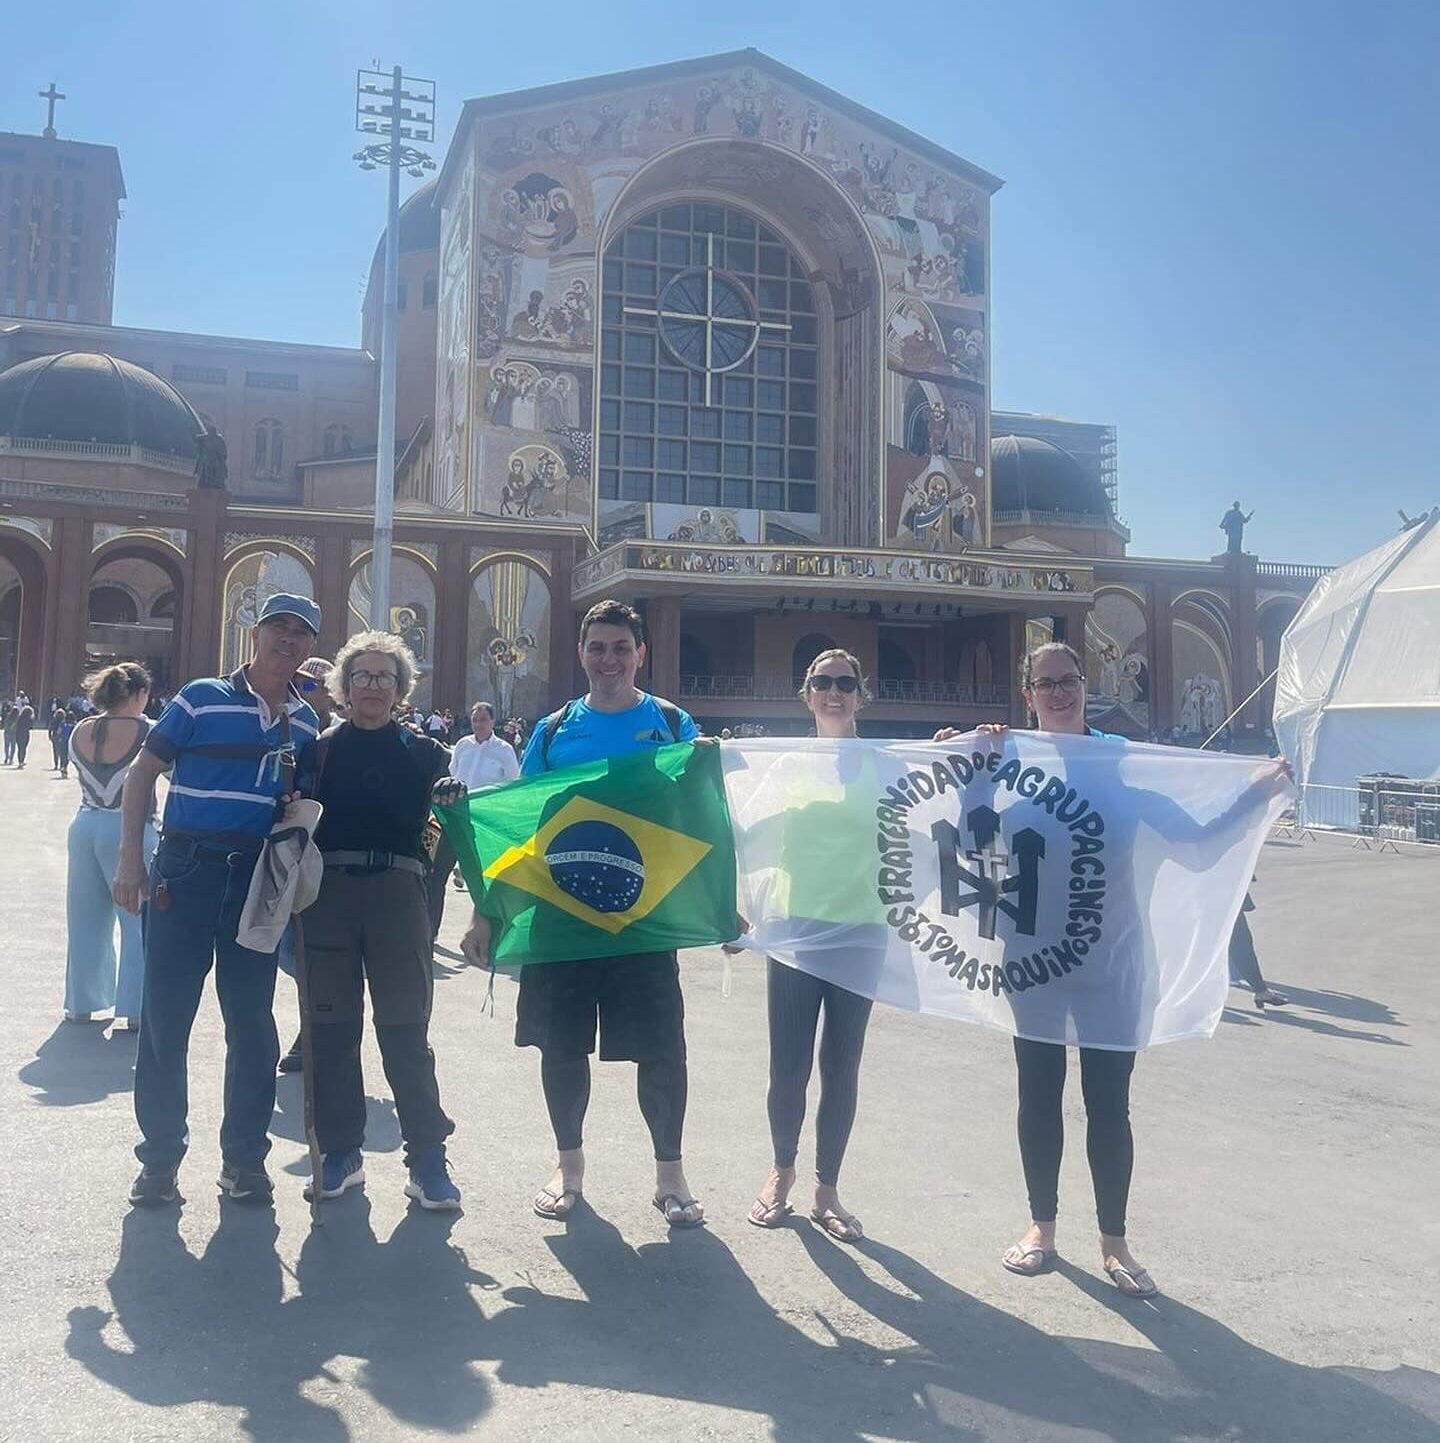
[{"x1": 436, "y1": 741, "x2": 737, "y2": 963}]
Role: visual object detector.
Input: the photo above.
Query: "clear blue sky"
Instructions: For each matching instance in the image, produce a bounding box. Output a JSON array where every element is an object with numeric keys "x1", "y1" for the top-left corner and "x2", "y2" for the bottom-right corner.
[{"x1": 8, "y1": 0, "x2": 1437, "y2": 565}]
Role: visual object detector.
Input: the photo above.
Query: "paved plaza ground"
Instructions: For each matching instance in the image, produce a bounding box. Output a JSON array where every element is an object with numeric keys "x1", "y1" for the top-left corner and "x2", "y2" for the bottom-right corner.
[{"x1": 1, "y1": 757, "x2": 1437, "y2": 1442}]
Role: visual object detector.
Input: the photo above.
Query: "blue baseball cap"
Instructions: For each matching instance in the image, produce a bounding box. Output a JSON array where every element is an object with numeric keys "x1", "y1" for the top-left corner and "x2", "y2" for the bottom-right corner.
[{"x1": 256, "y1": 592, "x2": 322, "y2": 636}]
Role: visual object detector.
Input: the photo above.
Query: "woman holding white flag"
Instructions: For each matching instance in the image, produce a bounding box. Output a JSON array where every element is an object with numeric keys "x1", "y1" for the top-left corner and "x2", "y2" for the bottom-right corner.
[
  {"x1": 936, "y1": 640, "x2": 1289, "y2": 1299},
  {"x1": 747, "y1": 648, "x2": 879, "y2": 1244}
]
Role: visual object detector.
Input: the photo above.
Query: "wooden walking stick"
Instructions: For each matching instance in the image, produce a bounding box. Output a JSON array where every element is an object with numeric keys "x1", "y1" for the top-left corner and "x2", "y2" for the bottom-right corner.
[
  {"x1": 291, "y1": 912, "x2": 324, "y2": 1227},
  {"x1": 278, "y1": 722, "x2": 324, "y2": 1226}
]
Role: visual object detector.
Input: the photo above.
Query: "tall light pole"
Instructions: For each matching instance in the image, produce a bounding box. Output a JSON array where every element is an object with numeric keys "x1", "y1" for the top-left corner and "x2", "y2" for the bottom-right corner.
[{"x1": 354, "y1": 66, "x2": 436, "y2": 630}]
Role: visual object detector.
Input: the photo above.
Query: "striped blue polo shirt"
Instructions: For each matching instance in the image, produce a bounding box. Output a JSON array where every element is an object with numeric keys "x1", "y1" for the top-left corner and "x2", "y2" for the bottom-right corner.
[{"x1": 145, "y1": 668, "x2": 320, "y2": 845}]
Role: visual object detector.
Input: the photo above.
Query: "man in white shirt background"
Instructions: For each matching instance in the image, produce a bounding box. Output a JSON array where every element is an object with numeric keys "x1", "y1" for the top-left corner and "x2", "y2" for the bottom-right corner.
[{"x1": 429, "y1": 701, "x2": 519, "y2": 942}]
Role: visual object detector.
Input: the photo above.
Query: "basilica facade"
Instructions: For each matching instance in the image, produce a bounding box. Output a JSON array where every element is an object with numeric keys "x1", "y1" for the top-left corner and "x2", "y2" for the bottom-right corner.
[{"x1": 0, "y1": 50, "x2": 1324, "y2": 736}]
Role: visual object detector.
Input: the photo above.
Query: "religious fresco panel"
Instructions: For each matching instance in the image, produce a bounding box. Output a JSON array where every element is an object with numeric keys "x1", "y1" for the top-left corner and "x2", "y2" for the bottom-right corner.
[
  {"x1": 220, "y1": 550, "x2": 314, "y2": 675},
  {"x1": 347, "y1": 555, "x2": 438, "y2": 711},
  {"x1": 1085, "y1": 590, "x2": 1151, "y2": 738},
  {"x1": 455, "y1": 57, "x2": 992, "y2": 549},
  {"x1": 467, "y1": 558, "x2": 552, "y2": 722}
]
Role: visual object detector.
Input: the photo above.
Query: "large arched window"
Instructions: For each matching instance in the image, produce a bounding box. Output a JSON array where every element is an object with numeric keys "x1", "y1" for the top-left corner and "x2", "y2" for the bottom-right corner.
[
  {"x1": 600, "y1": 203, "x2": 819, "y2": 514},
  {"x1": 253, "y1": 418, "x2": 284, "y2": 479}
]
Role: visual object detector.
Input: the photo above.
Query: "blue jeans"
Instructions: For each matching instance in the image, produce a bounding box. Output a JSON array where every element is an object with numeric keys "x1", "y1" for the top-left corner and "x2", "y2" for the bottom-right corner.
[
  {"x1": 133, "y1": 838, "x2": 280, "y2": 1171},
  {"x1": 66, "y1": 809, "x2": 156, "y2": 1018}
]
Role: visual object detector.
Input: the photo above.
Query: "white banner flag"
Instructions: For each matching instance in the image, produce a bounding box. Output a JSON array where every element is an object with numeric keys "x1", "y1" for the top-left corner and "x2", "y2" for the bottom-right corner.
[{"x1": 721, "y1": 734, "x2": 1289, "y2": 1050}]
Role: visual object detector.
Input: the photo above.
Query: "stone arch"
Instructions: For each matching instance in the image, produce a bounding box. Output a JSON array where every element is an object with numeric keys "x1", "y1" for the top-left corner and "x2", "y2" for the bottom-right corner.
[
  {"x1": 219, "y1": 543, "x2": 315, "y2": 675},
  {"x1": 791, "y1": 631, "x2": 837, "y2": 685},
  {"x1": 466, "y1": 552, "x2": 552, "y2": 722},
  {"x1": 348, "y1": 547, "x2": 439, "y2": 710},
  {"x1": 87, "y1": 540, "x2": 185, "y2": 694},
  {"x1": 0, "y1": 532, "x2": 47, "y2": 698},
  {"x1": 1085, "y1": 586, "x2": 1152, "y2": 738},
  {"x1": 598, "y1": 136, "x2": 884, "y2": 547},
  {"x1": 1256, "y1": 596, "x2": 1303, "y2": 726}
]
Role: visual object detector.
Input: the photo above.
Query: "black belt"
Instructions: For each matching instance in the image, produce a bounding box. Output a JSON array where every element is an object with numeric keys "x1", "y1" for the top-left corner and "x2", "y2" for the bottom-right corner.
[
  {"x1": 321, "y1": 849, "x2": 428, "y2": 877},
  {"x1": 158, "y1": 833, "x2": 265, "y2": 865}
]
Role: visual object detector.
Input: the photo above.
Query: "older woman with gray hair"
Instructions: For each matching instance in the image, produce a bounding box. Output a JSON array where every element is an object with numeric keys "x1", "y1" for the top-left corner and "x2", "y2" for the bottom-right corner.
[{"x1": 297, "y1": 630, "x2": 464, "y2": 1209}]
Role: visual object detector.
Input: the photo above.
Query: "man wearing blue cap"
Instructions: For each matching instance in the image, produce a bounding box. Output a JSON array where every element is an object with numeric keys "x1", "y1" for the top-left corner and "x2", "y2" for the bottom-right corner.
[{"x1": 114, "y1": 593, "x2": 322, "y2": 1206}]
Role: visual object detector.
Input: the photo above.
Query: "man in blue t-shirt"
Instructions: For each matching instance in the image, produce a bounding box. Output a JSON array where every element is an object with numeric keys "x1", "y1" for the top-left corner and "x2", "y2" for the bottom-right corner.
[
  {"x1": 462, "y1": 598, "x2": 705, "y2": 1229},
  {"x1": 113, "y1": 593, "x2": 321, "y2": 1208}
]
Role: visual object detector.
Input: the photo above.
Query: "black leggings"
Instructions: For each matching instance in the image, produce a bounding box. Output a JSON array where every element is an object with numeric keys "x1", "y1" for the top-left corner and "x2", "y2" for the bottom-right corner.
[
  {"x1": 540, "y1": 1054, "x2": 687, "y2": 1162},
  {"x1": 767, "y1": 958, "x2": 873, "y2": 1187},
  {"x1": 1013, "y1": 1038, "x2": 1136, "y2": 1237}
]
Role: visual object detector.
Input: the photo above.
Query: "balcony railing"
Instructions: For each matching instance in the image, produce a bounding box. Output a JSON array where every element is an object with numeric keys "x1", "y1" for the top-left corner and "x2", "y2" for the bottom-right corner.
[
  {"x1": 1256, "y1": 561, "x2": 1331, "y2": 582},
  {"x1": 992, "y1": 508, "x2": 1129, "y2": 535},
  {"x1": 0, "y1": 435, "x2": 195, "y2": 476},
  {"x1": 680, "y1": 674, "x2": 1010, "y2": 706}
]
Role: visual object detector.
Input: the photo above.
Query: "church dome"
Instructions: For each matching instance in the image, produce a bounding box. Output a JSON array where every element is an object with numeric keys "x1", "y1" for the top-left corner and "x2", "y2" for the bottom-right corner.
[
  {"x1": 367, "y1": 178, "x2": 440, "y2": 275},
  {"x1": 990, "y1": 433, "x2": 1112, "y2": 518},
  {"x1": 0, "y1": 352, "x2": 204, "y2": 457}
]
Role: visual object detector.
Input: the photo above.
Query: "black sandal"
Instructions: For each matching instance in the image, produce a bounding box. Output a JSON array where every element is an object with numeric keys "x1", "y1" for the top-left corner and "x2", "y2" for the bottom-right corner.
[{"x1": 654, "y1": 1193, "x2": 705, "y2": 1229}]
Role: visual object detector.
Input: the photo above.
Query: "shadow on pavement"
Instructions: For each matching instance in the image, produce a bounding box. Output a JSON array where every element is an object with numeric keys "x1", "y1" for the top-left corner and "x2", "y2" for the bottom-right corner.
[
  {"x1": 1268, "y1": 984, "x2": 1405, "y2": 1028},
  {"x1": 19, "y1": 1021, "x2": 137, "y2": 1105},
  {"x1": 270, "y1": 1080, "x2": 403, "y2": 1166},
  {"x1": 66, "y1": 1198, "x2": 496, "y2": 1442},
  {"x1": 62, "y1": 1201, "x2": 1440, "y2": 1442}
]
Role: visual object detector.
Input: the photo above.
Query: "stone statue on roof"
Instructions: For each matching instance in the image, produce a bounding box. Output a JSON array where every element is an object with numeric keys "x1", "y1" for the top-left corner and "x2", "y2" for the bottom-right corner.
[{"x1": 193, "y1": 422, "x2": 228, "y2": 490}]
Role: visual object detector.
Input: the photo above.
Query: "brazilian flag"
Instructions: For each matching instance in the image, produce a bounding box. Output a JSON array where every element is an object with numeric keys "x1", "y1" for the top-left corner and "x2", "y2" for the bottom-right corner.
[{"x1": 435, "y1": 741, "x2": 738, "y2": 963}]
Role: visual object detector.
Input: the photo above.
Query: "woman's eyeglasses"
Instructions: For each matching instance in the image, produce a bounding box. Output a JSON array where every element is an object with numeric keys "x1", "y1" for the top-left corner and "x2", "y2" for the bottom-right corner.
[
  {"x1": 350, "y1": 670, "x2": 398, "y2": 691},
  {"x1": 808, "y1": 674, "x2": 860, "y2": 694},
  {"x1": 1031, "y1": 674, "x2": 1084, "y2": 696}
]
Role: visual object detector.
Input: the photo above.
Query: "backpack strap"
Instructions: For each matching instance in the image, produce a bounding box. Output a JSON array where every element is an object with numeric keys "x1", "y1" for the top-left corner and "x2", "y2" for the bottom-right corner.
[
  {"x1": 652, "y1": 697, "x2": 684, "y2": 742},
  {"x1": 539, "y1": 700, "x2": 577, "y2": 772}
]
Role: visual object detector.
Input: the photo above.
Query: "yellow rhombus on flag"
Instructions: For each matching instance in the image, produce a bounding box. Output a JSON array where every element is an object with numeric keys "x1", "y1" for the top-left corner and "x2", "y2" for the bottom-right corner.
[{"x1": 483, "y1": 793, "x2": 714, "y2": 935}]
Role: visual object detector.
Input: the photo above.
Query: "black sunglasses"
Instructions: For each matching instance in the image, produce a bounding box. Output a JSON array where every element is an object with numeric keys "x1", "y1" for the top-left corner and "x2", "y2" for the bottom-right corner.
[{"x1": 809, "y1": 674, "x2": 859, "y2": 694}]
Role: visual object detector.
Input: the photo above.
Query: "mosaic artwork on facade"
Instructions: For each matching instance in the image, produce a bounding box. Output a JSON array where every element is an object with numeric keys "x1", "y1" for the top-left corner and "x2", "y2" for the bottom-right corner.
[
  {"x1": 347, "y1": 553, "x2": 438, "y2": 710},
  {"x1": 225, "y1": 531, "x2": 315, "y2": 560},
  {"x1": 575, "y1": 541, "x2": 1088, "y2": 601},
  {"x1": 0, "y1": 515, "x2": 53, "y2": 547},
  {"x1": 467, "y1": 555, "x2": 552, "y2": 721},
  {"x1": 460, "y1": 59, "x2": 990, "y2": 545},
  {"x1": 220, "y1": 549, "x2": 315, "y2": 674},
  {"x1": 93, "y1": 522, "x2": 188, "y2": 555},
  {"x1": 1085, "y1": 589, "x2": 1151, "y2": 736}
]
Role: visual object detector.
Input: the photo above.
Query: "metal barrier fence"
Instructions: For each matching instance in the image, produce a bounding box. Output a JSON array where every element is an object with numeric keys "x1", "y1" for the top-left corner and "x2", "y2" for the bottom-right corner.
[{"x1": 1277, "y1": 782, "x2": 1440, "y2": 851}]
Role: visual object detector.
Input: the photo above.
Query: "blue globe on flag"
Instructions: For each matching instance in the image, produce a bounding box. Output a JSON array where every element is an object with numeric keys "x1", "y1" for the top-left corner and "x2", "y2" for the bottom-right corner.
[{"x1": 545, "y1": 820, "x2": 646, "y2": 914}]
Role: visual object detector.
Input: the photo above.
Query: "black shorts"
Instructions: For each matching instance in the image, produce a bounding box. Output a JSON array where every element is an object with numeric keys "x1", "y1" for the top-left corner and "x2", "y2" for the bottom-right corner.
[{"x1": 514, "y1": 951, "x2": 686, "y2": 1063}]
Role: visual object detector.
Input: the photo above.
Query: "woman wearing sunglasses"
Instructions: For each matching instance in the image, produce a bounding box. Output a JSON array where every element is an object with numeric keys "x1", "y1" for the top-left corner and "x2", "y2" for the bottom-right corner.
[{"x1": 747, "y1": 647, "x2": 877, "y2": 1243}]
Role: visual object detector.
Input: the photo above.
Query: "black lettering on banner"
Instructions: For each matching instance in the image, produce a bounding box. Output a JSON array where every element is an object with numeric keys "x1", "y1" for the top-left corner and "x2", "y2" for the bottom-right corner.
[
  {"x1": 932, "y1": 761, "x2": 956, "y2": 796},
  {"x1": 878, "y1": 867, "x2": 912, "y2": 891},
  {"x1": 993, "y1": 758, "x2": 1022, "y2": 792},
  {"x1": 1034, "y1": 776, "x2": 1067, "y2": 813},
  {"x1": 1016, "y1": 766, "x2": 1045, "y2": 798},
  {"x1": 879, "y1": 887, "x2": 914, "y2": 906},
  {"x1": 908, "y1": 770, "x2": 936, "y2": 801}
]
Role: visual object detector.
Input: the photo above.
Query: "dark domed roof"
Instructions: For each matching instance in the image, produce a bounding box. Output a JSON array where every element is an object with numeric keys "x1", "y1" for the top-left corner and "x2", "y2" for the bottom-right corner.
[
  {"x1": 0, "y1": 352, "x2": 204, "y2": 457},
  {"x1": 368, "y1": 178, "x2": 440, "y2": 274},
  {"x1": 990, "y1": 434, "x2": 1112, "y2": 518}
]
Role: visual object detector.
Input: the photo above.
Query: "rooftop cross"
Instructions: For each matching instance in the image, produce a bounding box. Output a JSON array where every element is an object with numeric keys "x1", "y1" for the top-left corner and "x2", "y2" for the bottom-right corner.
[{"x1": 39, "y1": 82, "x2": 66, "y2": 139}]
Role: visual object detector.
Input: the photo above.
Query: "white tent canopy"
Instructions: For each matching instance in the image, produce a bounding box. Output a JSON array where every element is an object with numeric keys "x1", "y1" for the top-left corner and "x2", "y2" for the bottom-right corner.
[{"x1": 1274, "y1": 512, "x2": 1440, "y2": 791}]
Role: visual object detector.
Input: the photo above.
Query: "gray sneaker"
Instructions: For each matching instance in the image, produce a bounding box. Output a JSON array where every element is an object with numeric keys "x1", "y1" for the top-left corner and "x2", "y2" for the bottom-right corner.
[
  {"x1": 129, "y1": 1166, "x2": 179, "y2": 1207},
  {"x1": 218, "y1": 1163, "x2": 274, "y2": 1203}
]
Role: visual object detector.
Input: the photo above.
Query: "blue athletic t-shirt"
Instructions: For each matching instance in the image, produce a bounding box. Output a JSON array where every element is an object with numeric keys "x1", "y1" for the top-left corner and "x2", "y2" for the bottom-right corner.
[{"x1": 520, "y1": 692, "x2": 698, "y2": 775}]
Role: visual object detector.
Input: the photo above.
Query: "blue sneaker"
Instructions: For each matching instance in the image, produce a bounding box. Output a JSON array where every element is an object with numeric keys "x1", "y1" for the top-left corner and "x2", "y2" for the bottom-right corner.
[
  {"x1": 303, "y1": 1149, "x2": 364, "y2": 1202},
  {"x1": 405, "y1": 1148, "x2": 462, "y2": 1210}
]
